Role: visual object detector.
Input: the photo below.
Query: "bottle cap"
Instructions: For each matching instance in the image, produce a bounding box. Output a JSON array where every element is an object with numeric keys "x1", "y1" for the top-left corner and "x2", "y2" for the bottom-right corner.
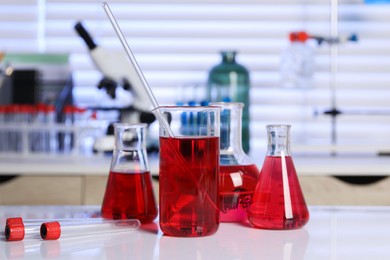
[
  {"x1": 46, "y1": 105, "x2": 56, "y2": 113},
  {"x1": 41, "y1": 221, "x2": 61, "y2": 240},
  {"x1": 36, "y1": 103, "x2": 47, "y2": 112},
  {"x1": 6, "y1": 217, "x2": 23, "y2": 225},
  {"x1": 19, "y1": 104, "x2": 34, "y2": 114},
  {"x1": 75, "y1": 107, "x2": 86, "y2": 113},
  {"x1": 289, "y1": 31, "x2": 309, "y2": 42},
  {"x1": 63, "y1": 105, "x2": 74, "y2": 114},
  {"x1": 5, "y1": 223, "x2": 25, "y2": 241},
  {"x1": 8, "y1": 104, "x2": 20, "y2": 113}
]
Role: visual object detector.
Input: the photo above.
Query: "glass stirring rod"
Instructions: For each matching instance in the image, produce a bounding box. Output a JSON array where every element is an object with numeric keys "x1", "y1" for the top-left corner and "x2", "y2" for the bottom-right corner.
[{"x1": 101, "y1": 1, "x2": 174, "y2": 138}]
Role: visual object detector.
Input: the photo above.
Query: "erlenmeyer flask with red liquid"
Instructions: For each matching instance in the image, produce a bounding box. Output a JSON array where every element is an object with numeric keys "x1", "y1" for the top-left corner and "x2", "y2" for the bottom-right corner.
[
  {"x1": 101, "y1": 123, "x2": 157, "y2": 223},
  {"x1": 248, "y1": 125, "x2": 309, "y2": 229},
  {"x1": 210, "y1": 102, "x2": 259, "y2": 222}
]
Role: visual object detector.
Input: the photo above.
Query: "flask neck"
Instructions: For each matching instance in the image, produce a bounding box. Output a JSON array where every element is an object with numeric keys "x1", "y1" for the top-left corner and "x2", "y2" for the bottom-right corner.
[
  {"x1": 266, "y1": 125, "x2": 291, "y2": 156},
  {"x1": 213, "y1": 102, "x2": 245, "y2": 154},
  {"x1": 221, "y1": 51, "x2": 237, "y2": 64},
  {"x1": 111, "y1": 123, "x2": 149, "y2": 172},
  {"x1": 114, "y1": 123, "x2": 147, "y2": 152}
]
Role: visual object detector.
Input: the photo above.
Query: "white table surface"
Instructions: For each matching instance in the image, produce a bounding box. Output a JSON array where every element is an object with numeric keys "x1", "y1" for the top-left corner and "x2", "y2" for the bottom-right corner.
[
  {"x1": 1, "y1": 153, "x2": 390, "y2": 176},
  {"x1": 1, "y1": 205, "x2": 390, "y2": 260}
]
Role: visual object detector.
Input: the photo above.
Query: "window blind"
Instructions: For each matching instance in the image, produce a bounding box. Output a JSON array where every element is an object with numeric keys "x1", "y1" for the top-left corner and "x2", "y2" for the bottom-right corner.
[{"x1": 1, "y1": 0, "x2": 390, "y2": 156}]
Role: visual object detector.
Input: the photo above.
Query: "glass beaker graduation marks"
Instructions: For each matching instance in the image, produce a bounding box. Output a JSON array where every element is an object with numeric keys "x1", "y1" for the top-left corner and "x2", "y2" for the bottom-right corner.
[{"x1": 248, "y1": 125, "x2": 309, "y2": 230}]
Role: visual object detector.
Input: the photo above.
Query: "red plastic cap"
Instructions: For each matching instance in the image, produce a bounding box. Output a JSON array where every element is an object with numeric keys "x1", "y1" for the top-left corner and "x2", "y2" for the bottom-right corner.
[
  {"x1": 289, "y1": 31, "x2": 309, "y2": 42},
  {"x1": 41, "y1": 221, "x2": 61, "y2": 240},
  {"x1": 5, "y1": 223, "x2": 25, "y2": 241},
  {"x1": 19, "y1": 104, "x2": 34, "y2": 114},
  {"x1": 6, "y1": 217, "x2": 23, "y2": 225},
  {"x1": 46, "y1": 105, "x2": 56, "y2": 113},
  {"x1": 63, "y1": 105, "x2": 74, "y2": 114},
  {"x1": 36, "y1": 103, "x2": 47, "y2": 112},
  {"x1": 74, "y1": 107, "x2": 86, "y2": 114},
  {"x1": 8, "y1": 104, "x2": 20, "y2": 113}
]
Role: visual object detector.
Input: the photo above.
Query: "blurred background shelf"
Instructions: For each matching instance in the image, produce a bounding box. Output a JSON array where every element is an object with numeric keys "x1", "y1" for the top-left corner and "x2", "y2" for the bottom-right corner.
[{"x1": 1, "y1": 152, "x2": 389, "y2": 206}]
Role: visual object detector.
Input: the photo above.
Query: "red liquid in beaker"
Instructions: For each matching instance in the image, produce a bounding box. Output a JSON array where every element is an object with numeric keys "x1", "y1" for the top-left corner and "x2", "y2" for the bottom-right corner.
[
  {"x1": 248, "y1": 156, "x2": 309, "y2": 229},
  {"x1": 219, "y1": 164, "x2": 259, "y2": 222},
  {"x1": 159, "y1": 136, "x2": 219, "y2": 237},
  {"x1": 101, "y1": 170, "x2": 157, "y2": 223}
]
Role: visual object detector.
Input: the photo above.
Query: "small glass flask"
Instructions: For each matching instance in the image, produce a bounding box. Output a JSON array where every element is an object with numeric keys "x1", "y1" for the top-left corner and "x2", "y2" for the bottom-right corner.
[
  {"x1": 101, "y1": 123, "x2": 157, "y2": 223},
  {"x1": 210, "y1": 102, "x2": 259, "y2": 222},
  {"x1": 248, "y1": 125, "x2": 309, "y2": 229}
]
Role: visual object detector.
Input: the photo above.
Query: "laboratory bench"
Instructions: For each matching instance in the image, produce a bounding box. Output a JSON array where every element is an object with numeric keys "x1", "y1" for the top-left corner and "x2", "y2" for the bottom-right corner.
[
  {"x1": 1, "y1": 152, "x2": 390, "y2": 205},
  {"x1": 1, "y1": 205, "x2": 390, "y2": 259}
]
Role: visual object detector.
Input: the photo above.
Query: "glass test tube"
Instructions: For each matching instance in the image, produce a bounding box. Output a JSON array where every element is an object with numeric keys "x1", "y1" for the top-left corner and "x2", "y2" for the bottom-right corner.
[
  {"x1": 63, "y1": 105, "x2": 74, "y2": 153},
  {"x1": 5, "y1": 217, "x2": 109, "y2": 241},
  {"x1": 5, "y1": 218, "x2": 140, "y2": 241},
  {"x1": 33, "y1": 104, "x2": 46, "y2": 152},
  {"x1": 40, "y1": 219, "x2": 141, "y2": 240},
  {"x1": 6, "y1": 217, "x2": 108, "y2": 225},
  {"x1": 0, "y1": 105, "x2": 5, "y2": 152},
  {"x1": 6, "y1": 105, "x2": 18, "y2": 152},
  {"x1": 46, "y1": 105, "x2": 58, "y2": 153},
  {"x1": 5, "y1": 223, "x2": 41, "y2": 241}
]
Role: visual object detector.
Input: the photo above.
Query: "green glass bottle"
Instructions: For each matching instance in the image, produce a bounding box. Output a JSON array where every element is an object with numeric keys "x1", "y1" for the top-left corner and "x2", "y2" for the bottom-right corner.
[{"x1": 207, "y1": 50, "x2": 251, "y2": 153}]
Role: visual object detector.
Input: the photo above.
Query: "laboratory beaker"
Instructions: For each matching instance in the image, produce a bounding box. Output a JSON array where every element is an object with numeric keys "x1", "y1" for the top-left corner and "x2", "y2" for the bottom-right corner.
[
  {"x1": 248, "y1": 125, "x2": 309, "y2": 230},
  {"x1": 101, "y1": 123, "x2": 157, "y2": 223},
  {"x1": 210, "y1": 102, "x2": 259, "y2": 222},
  {"x1": 155, "y1": 106, "x2": 220, "y2": 237}
]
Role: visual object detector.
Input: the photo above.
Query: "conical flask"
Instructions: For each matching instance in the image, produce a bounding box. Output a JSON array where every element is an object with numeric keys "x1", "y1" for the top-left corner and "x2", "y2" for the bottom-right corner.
[
  {"x1": 210, "y1": 102, "x2": 259, "y2": 222},
  {"x1": 207, "y1": 50, "x2": 251, "y2": 153},
  {"x1": 248, "y1": 125, "x2": 309, "y2": 229},
  {"x1": 101, "y1": 123, "x2": 157, "y2": 223}
]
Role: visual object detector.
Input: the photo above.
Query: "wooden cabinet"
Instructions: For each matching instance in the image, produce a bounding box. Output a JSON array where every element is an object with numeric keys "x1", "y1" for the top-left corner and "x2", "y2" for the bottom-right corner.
[
  {"x1": 1, "y1": 175, "x2": 389, "y2": 205},
  {"x1": 0, "y1": 175, "x2": 160, "y2": 205}
]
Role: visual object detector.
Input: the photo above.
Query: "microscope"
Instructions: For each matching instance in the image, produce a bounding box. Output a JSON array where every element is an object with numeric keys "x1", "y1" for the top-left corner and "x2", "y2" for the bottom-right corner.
[
  {"x1": 74, "y1": 22, "x2": 157, "y2": 152},
  {"x1": 74, "y1": 21, "x2": 155, "y2": 126}
]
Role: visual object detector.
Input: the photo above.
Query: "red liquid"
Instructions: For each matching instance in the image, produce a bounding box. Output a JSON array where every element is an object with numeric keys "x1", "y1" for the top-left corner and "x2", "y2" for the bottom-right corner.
[
  {"x1": 159, "y1": 136, "x2": 219, "y2": 237},
  {"x1": 248, "y1": 156, "x2": 309, "y2": 229},
  {"x1": 219, "y1": 164, "x2": 259, "y2": 222},
  {"x1": 101, "y1": 171, "x2": 157, "y2": 223}
]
